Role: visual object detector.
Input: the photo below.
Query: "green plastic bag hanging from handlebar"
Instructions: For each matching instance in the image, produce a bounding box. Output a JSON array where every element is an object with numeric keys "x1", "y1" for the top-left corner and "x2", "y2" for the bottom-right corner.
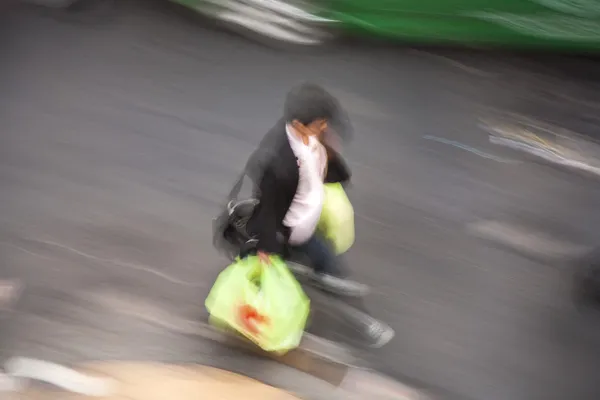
[
  {"x1": 205, "y1": 255, "x2": 310, "y2": 354},
  {"x1": 318, "y1": 183, "x2": 355, "y2": 255}
]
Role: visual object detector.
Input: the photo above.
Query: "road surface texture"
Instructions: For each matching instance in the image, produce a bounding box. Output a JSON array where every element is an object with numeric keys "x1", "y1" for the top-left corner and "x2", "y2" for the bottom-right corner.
[{"x1": 3, "y1": 1, "x2": 600, "y2": 399}]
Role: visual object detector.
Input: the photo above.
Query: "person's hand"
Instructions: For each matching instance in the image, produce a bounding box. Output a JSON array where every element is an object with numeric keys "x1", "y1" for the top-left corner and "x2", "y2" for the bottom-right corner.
[{"x1": 257, "y1": 251, "x2": 271, "y2": 265}]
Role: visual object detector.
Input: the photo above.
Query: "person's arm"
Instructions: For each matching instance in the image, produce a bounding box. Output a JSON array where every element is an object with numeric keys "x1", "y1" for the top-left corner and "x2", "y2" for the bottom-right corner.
[{"x1": 252, "y1": 166, "x2": 283, "y2": 255}]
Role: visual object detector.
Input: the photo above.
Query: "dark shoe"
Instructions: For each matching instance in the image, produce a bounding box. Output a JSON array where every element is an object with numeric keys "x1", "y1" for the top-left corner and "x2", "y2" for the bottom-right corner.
[
  {"x1": 364, "y1": 320, "x2": 395, "y2": 348},
  {"x1": 287, "y1": 262, "x2": 370, "y2": 297},
  {"x1": 312, "y1": 273, "x2": 370, "y2": 297},
  {"x1": 286, "y1": 262, "x2": 314, "y2": 278}
]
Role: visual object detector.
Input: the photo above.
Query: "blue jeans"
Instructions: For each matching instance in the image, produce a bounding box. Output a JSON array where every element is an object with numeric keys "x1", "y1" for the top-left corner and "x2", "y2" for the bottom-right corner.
[{"x1": 289, "y1": 235, "x2": 346, "y2": 278}]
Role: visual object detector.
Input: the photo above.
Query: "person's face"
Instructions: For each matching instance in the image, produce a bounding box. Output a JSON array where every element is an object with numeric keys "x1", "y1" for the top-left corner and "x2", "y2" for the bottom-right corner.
[{"x1": 292, "y1": 119, "x2": 328, "y2": 143}]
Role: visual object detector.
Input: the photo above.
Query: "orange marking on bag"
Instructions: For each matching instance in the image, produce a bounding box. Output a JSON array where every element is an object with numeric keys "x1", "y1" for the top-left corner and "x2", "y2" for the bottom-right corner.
[{"x1": 238, "y1": 304, "x2": 270, "y2": 335}]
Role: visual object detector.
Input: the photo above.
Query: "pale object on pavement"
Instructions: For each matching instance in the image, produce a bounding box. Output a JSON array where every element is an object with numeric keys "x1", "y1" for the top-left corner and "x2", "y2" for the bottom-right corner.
[
  {"x1": 11, "y1": 362, "x2": 301, "y2": 400},
  {"x1": 0, "y1": 279, "x2": 21, "y2": 310},
  {"x1": 4, "y1": 357, "x2": 117, "y2": 397}
]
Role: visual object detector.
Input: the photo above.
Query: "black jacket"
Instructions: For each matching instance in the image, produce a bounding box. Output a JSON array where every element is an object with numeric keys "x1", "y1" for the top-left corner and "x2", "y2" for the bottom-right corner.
[{"x1": 245, "y1": 119, "x2": 351, "y2": 255}]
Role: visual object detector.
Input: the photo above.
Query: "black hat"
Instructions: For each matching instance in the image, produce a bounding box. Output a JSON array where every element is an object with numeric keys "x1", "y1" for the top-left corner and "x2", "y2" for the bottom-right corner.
[{"x1": 284, "y1": 82, "x2": 354, "y2": 143}]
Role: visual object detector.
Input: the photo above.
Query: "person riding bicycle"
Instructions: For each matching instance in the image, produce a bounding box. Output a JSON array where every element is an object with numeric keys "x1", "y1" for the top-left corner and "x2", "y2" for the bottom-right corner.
[{"x1": 223, "y1": 83, "x2": 368, "y2": 297}]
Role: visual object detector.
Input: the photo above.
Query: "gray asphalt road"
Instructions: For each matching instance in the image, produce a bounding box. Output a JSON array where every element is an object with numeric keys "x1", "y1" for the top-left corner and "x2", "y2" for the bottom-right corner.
[{"x1": 4, "y1": 1, "x2": 600, "y2": 399}]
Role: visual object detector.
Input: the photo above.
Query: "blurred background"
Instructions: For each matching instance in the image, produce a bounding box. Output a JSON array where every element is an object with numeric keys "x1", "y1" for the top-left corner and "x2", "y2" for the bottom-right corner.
[{"x1": 3, "y1": 0, "x2": 600, "y2": 399}]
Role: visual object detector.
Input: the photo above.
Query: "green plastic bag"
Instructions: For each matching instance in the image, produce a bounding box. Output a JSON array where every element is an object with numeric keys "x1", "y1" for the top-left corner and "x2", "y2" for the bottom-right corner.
[
  {"x1": 318, "y1": 183, "x2": 355, "y2": 255},
  {"x1": 205, "y1": 255, "x2": 310, "y2": 354}
]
